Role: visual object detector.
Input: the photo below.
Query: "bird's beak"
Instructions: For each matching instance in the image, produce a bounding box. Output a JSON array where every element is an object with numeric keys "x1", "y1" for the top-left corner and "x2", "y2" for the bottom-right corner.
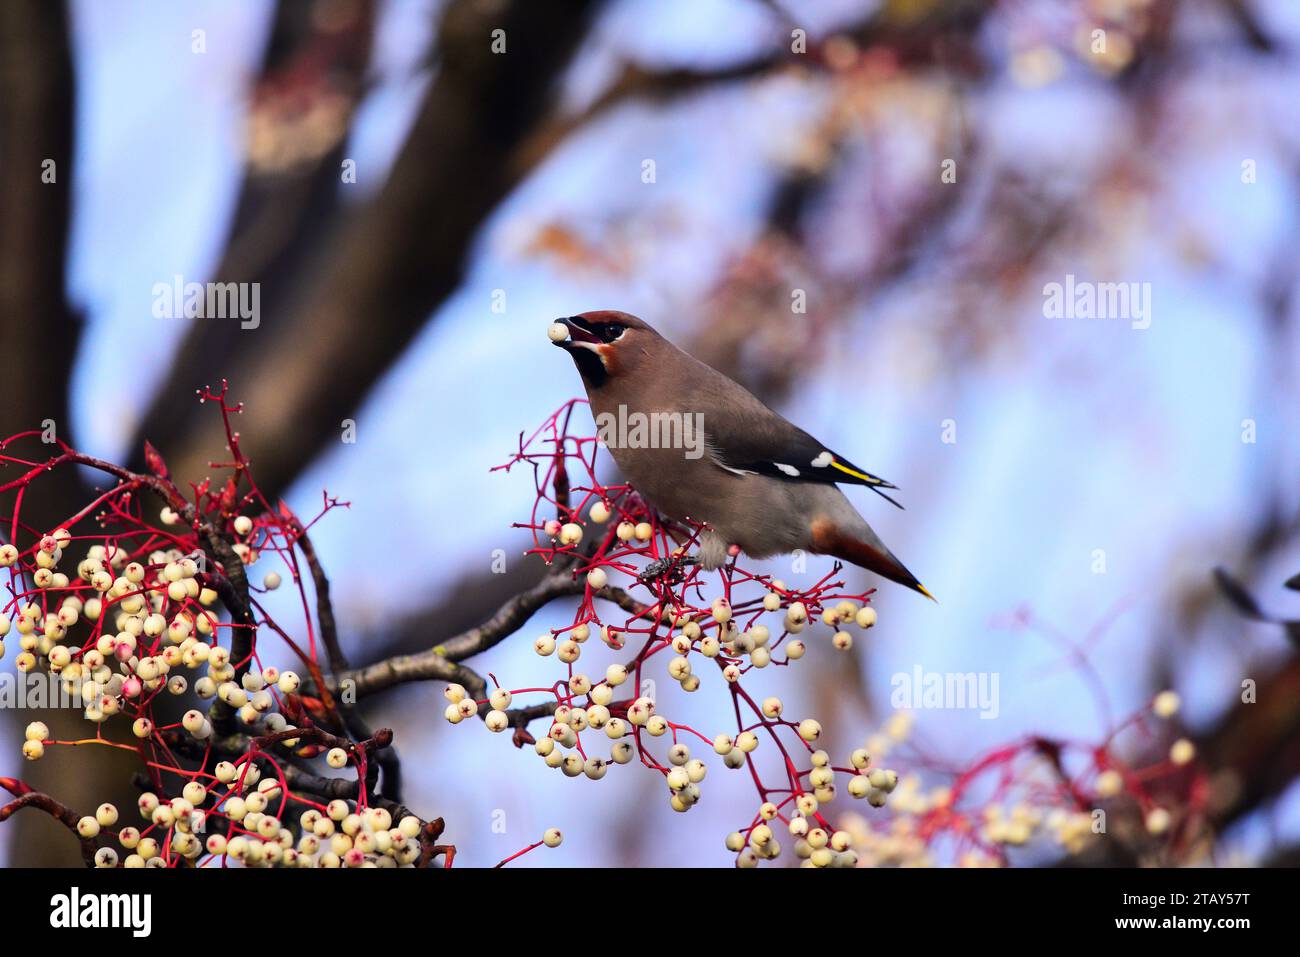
[{"x1": 552, "y1": 316, "x2": 602, "y2": 352}]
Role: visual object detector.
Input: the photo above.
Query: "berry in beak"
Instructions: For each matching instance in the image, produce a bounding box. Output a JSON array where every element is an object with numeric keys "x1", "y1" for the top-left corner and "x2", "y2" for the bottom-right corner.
[{"x1": 551, "y1": 316, "x2": 602, "y2": 350}]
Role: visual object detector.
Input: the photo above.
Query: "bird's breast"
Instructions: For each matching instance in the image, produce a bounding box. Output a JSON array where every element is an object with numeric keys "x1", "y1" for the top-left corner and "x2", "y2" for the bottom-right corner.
[{"x1": 603, "y1": 442, "x2": 722, "y2": 521}]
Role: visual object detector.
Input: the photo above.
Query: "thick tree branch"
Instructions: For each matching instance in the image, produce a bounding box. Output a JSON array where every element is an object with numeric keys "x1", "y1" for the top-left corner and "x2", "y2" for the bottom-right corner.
[
  {"x1": 287, "y1": 513, "x2": 350, "y2": 670},
  {"x1": 135, "y1": 0, "x2": 600, "y2": 503},
  {"x1": 334, "y1": 576, "x2": 645, "y2": 698},
  {"x1": 0, "y1": 778, "x2": 97, "y2": 867},
  {"x1": 0, "y1": 0, "x2": 83, "y2": 534},
  {"x1": 129, "y1": 0, "x2": 378, "y2": 476},
  {"x1": 0, "y1": 0, "x2": 115, "y2": 869}
]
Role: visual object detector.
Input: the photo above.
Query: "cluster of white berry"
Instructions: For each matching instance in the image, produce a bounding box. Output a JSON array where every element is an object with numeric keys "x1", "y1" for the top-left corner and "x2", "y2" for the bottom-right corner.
[
  {"x1": 725, "y1": 748, "x2": 902, "y2": 869},
  {"x1": 70, "y1": 783, "x2": 427, "y2": 868},
  {"x1": 844, "y1": 810, "x2": 950, "y2": 866},
  {"x1": 2, "y1": 513, "x2": 413, "y2": 866},
  {"x1": 443, "y1": 493, "x2": 899, "y2": 866},
  {"x1": 8, "y1": 519, "x2": 302, "y2": 761},
  {"x1": 834, "y1": 688, "x2": 1195, "y2": 866},
  {"x1": 984, "y1": 690, "x2": 1192, "y2": 850},
  {"x1": 981, "y1": 803, "x2": 1048, "y2": 847},
  {"x1": 727, "y1": 714, "x2": 915, "y2": 867}
]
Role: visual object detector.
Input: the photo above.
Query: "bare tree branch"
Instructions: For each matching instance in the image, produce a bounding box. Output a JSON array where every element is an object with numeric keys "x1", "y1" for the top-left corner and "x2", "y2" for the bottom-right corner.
[
  {"x1": 0, "y1": 778, "x2": 97, "y2": 867},
  {"x1": 134, "y1": 0, "x2": 601, "y2": 502},
  {"x1": 129, "y1": 0, "x2": 378, "y2": 474},
  {"x1": 333, "y1": 576, "x2": 645, "y2": 698},
  {"x1": 0, "y1": 0, "x2": 83, "y2": 533}
]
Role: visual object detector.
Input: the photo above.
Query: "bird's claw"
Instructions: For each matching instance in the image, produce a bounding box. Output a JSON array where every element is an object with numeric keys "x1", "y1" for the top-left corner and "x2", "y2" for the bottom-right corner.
[{"x1": 638, "y1": 555, "x2": 699, "y2": 586}]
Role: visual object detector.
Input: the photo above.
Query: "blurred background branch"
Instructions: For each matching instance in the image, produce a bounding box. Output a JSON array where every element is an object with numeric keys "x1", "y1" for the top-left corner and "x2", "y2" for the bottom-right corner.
[{"x1": 1, "y1": 0, "x2": 1297, "y2": 866}]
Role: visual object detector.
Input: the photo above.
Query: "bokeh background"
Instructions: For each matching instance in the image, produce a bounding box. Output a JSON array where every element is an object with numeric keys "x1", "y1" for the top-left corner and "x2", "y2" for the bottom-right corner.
[{"x1": 2, "y1": 0, "x2": 1298, "y2": 866}]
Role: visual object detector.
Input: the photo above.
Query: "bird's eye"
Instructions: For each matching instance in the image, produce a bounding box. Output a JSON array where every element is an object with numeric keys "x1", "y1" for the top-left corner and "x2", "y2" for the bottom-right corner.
[{"x1": 601, "y1": 323, "x2": 626, "y2": 343}]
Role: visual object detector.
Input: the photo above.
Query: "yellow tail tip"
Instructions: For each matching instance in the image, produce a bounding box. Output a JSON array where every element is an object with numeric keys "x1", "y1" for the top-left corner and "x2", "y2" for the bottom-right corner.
[{"x1": 916, "y1": 583, "x2": 937, "y2": 602}]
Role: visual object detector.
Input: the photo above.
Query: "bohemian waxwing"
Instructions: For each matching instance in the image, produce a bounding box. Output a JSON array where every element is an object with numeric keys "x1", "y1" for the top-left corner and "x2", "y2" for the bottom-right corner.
[{"x1": 551, "y1": 310, "x2": 934, "y2": 600}]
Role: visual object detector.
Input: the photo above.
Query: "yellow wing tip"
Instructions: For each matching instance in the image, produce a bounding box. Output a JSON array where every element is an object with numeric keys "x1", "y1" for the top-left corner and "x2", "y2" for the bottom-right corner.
[
  {"x1": 917, "y1": 583, "x2": 938, "y2": 603},
  {"x1": 831, "y1": 461, "x2": 881, "y2": 484}
]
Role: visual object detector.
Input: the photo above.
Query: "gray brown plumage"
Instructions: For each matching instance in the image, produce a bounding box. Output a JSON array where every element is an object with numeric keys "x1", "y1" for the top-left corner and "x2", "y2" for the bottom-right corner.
[{"x1": 552, "y1": 310, "x2": 934, "y2": 600}]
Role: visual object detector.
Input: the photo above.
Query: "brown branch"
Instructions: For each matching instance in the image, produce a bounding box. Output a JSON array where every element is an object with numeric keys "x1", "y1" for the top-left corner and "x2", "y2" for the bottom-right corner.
[
  {"x1": 253, "y1": 724, "x2": 392, "y2": 755},
  {"x1": 127, "y1": 0, "x2": 379, "y2": 479},
  {"x1": 280, "y1": 513, "x2": 402, "y2": 796},
  {"x1": 440, "y1": 580, "x2": 643, "y2": 660},
  {"x1": 286, "y1": 512, "x2": 350, "y2": 670},
  {"x1": 1218, "y1": 0, "x2": 1276, "y2": 52},
  {"x1": 334, "y1": 576, "x2": 645, "y2": 698},
  {"x1": 132, "y1": 0, "x2": 602, "y2": 504},
  {"x1": 514, "y1": 55, "x2": 788, "y2": 173},
  {"x1": 0, "y1": 778, "x2": 97, "y2": 867},
  {"x1": 0, "y1": 0, "x2": 83, "y2": 535},
  {"x1": 274, "y1": 762, "x2": 412, "y2": 824},
  {"x1": 333, "y1": 641, "x2": 481, "y2": 701}
]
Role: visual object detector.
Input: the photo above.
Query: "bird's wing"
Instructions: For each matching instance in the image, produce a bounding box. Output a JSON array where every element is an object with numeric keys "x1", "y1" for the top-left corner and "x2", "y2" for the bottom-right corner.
[{"x1": 700, "y1": 396, "x2": 903, "y2": 508}]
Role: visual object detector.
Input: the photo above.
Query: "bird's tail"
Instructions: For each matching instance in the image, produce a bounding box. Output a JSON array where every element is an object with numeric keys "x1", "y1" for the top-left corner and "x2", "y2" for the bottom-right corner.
[{"x1": 811, "y1": 518, "x2": 936, "y2": 601}]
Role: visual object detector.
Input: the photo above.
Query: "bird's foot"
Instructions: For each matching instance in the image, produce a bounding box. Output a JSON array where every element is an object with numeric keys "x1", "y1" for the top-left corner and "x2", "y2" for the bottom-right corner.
[{"x1": 638, "y1": 555, "x2": 699, "y2": 586}]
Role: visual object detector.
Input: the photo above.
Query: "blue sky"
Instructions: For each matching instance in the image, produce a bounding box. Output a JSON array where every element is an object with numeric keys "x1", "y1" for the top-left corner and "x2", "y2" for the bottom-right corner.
[{"x1": 21, "y1": 0, "x2": 1300, "y2": 866}]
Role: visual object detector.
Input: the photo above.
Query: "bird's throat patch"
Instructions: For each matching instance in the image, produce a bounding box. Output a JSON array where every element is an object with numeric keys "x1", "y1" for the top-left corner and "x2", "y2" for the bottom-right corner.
[{"x1": 571, "y1": 345, "x2": 608, "y2": 387}]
